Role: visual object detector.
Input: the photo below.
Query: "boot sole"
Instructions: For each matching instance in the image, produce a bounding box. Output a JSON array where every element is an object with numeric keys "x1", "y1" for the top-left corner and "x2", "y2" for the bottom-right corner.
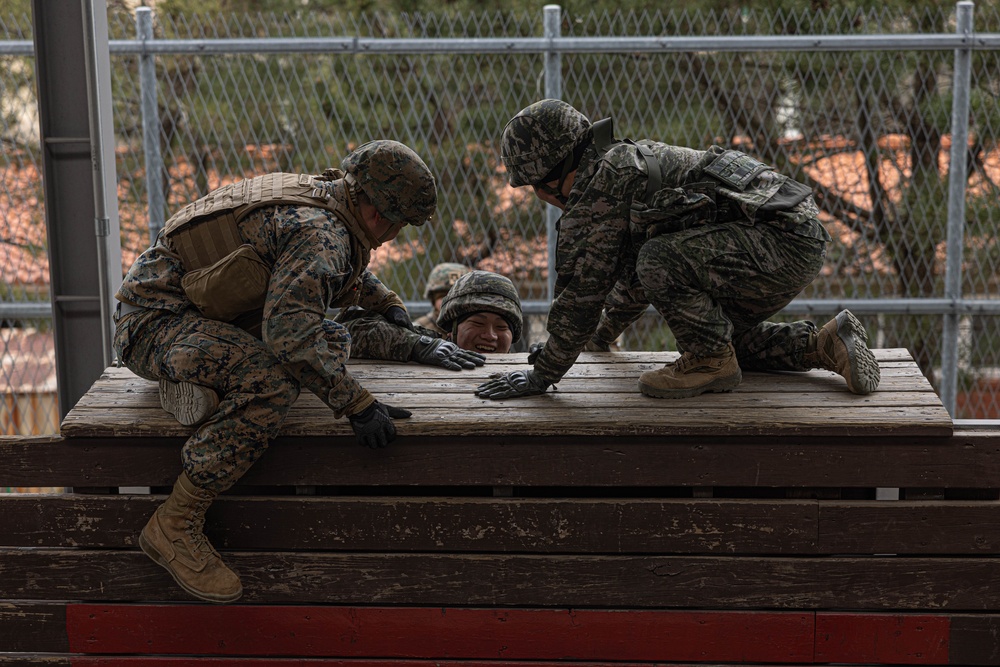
[
  {"x1": 835, "y1": 310, "x2": 881, "y2": 395},
  {"x1": 138, "y1": 530, "x2": 242, "y2": 604},
  {"x1": 159, "y1": 379, "x2": 219, "y2": 427},
  {"x1": 638, "y1": 369, "x2": 743, "y2": 399}
]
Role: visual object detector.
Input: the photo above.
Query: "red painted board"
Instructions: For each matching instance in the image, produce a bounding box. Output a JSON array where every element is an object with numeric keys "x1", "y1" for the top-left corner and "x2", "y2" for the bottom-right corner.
[
  {"x1": 816, "y1": 613, "x2": 950, "y2": 664},
  {"x1": 66, "y1": 605, "x2": 814, "y2": 662},
  {"x1": 68, "y1": 661, "x2": 796, "y2": 667}
]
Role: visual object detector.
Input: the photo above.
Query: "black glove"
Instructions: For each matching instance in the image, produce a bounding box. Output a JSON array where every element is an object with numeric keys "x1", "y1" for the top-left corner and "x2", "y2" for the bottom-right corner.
[
  {"x1": 411, "y1": 335, "x2": 486, "y2": 370},
  {"x1": 383, "y1": 306, "x2": 414, "y2": 331},
  {"x1": 527, "y1": 341, "x2": 544, "y2": 365},
  {"x1": 475, "y1": 369, "x2": 550, "y2": 400},
  {"x1": 348, "y1": 401, "x2": 411, "y2": 449}
]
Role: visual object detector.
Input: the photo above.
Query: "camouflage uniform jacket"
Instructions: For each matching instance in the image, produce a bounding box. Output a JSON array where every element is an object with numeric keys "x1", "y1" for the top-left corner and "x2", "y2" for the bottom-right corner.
[
  {"x1": 117, "y1": 204, "x2": 403, "y2": 416},
  {"x1": 412, "y1": 311, "x2": 447, "y2": 336},
  {"x1": 533, "y1": 141, "x2": 829, "y2": 385}
]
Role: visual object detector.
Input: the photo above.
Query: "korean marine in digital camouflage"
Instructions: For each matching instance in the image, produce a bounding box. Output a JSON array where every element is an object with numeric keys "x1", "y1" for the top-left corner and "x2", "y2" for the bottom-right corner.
[
  {"x1": 476, "y1": 99, "x2": 880, "y2": 401},
  {"x1": 340, "y1": 269, "x2": 522, "y2": 363}
]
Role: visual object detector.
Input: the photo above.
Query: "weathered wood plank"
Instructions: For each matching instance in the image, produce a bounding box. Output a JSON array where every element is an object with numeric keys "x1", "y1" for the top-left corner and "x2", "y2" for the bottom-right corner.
[
  {"x1": 950, "y1": 615, "x2": 1000, "y2": 665},
  {"x1": 0, "y1": 495, "x2": 818, "y2": 553},
  {"x1": 62, "y1": 404, "x2": 953, "y2": 439},
  {"x1": 818, "y1": 501, "x2": 1000, "y2": 554},
  {"x1": 0, "y1": 603, "x2": 68, "y2": 653},
  {"x1": 3, "y1": 495, "x2": 998, "y2": 555},
  {"x1": 62, "y1": 350, "x2": 949, "y2": 439},
  {"x1": 66, "y1": 376, "x2": 934, "y2": 415},
  {"x1": 1, "y1": 550, "x2": 998, "y2": 609},
  {"x1": 2, "y1": 432, "x2": 995, "y2": 489},
  {"x1": 78, "y1": 362, "x2": 930, "y2": 396}
]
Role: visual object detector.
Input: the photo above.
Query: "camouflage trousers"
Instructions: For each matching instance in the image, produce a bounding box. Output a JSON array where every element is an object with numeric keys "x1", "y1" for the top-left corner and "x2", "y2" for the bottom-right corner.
[
  {"x1": 114, "y1": 307, "x2": 303, "y2": 493},
  {"x1": 636, "y1": 220, "x2": 826, "y2": 371}
]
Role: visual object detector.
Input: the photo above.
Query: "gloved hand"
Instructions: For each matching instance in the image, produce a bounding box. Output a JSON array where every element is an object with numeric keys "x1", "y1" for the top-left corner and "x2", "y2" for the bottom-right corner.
[
  {"x1": 584, "y1": 337, "x2": 611, "y2": 352},
  {"x1": 475, "y1": 369, "x2": 550, "y2": 400},
  {"x1": 527, "y1": 341, "x2": 544, "y2": 365},
  {"x1": 411, "y1": 335, "x2": 486, "y2": 370},
  {"x1": 383, "y1": 305, "x2": 414, "y2": 331},
  {"x1": 348, "y1": 401, "x2": 411, "y2": 449}
]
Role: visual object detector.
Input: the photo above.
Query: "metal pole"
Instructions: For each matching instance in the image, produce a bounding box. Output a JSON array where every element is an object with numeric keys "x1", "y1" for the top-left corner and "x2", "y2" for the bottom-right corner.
[
  {"x1": 543, "y1": 5, "x2": 561, "y2": 304},
  {"x1": 941, "y1": 0, "x2": 974, "y2": 417},
  {"x1": 81, "y1": 0, "x2": 122, "y2": 369},
  {"x1": 137, "y1": 7, "x2": 165, "y2": 240}
]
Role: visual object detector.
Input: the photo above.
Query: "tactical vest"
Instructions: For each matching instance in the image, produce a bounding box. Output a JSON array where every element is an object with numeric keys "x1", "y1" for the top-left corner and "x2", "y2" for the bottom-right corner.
[
  {"x1": 591, "y1": 118, "x2": 662, "y2": 205},
  {"x1": 164, "y1": 172, "x2": 370, "y2": 322},
  {"x1": 591, "y1": 118, "x2": 812, "y2": 241}
]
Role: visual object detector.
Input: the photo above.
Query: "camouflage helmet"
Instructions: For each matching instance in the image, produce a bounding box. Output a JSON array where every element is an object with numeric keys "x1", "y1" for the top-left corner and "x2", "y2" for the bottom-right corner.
[
  {"x1": 424, "y1": 262, "x2": 472, "y2": 300},
  {"x1": 438, "y1": 270, "x2": 523, "y2": 344},
  {"x1": 500, "y1": 99, "x2": 592, "y2": 188},
  {"x1": 340, "y1": 140, "x2": 436, "y2": 226}
]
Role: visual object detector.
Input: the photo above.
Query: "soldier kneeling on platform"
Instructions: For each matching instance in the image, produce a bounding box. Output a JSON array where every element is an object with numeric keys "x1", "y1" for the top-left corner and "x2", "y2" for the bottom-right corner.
[
  {"x1": 341, "y1": 269, "x2": 523, "y2": 362},
  {"x1": 113, "y1": 140, "x2": 436, "y2": 603},
  {"x1": 477, "y1": 99, "x2": 881, "y2": 402}
]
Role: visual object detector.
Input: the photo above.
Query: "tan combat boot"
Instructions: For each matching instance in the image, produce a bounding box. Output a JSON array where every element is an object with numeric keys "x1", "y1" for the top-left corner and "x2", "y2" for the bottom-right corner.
[
  {"x1": 639, "y1": 343, "x2": 742, "y2": 399},
  {"x1": 159, "y1": 379, "x2": 219, "y2": 427},
  {"x1": 805, "y1": 309, "x2": 881, "y2": 395},
  {"x1": 138, "y1": 473, "x2": 243, "y2": 603}
]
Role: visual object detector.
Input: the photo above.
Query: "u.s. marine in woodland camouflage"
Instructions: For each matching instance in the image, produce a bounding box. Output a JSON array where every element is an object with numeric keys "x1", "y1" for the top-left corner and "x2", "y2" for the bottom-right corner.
[
  {"x1": 476, "y1": 99, "x2": 880, "y2": 401},
  {"x1": 113, "y1": 140, "x2": 435, "y2": 604}
]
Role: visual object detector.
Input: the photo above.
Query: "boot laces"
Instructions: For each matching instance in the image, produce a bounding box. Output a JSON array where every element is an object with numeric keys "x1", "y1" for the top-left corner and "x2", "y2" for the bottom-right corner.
[
  {"x1": 673, "y1": 351, "x2": 715, "y2": 374},
  {"x1": 184, "y1": 498, "x2": 218, "y2": 561}
]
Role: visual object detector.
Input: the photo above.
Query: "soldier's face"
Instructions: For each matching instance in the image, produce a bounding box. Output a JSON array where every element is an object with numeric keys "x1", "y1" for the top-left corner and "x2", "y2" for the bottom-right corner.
[
  {"x1": 370, "y1": 212, "x2": 405, "y2": 245},
  {"x1": 531, "y1": 170, "x2": 576, "y2": 210},
  {"x1": 455, "y1": 312, "x2": 513, "y2": 354}
]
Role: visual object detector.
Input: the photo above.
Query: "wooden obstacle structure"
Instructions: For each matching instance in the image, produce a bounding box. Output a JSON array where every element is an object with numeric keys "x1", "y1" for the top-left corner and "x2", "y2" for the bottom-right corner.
[{"x1": 2, "y1": 348, "x2": 999, "y2": 665}]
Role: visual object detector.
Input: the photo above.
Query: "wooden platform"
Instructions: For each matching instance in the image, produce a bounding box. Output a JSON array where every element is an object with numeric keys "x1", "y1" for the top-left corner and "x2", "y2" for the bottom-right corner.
[
  {"x1": 62, "y1": 348, "x2": 952, "y2": 439},
  {"x1": 4, "y1": 348, "x2": 1000, "y2": 666}
]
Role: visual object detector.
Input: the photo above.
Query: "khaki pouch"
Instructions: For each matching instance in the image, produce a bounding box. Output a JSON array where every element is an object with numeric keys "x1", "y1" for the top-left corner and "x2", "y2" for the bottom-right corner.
[{"x1": 181, "y1": 244, "x2": 271, "y2": 322}]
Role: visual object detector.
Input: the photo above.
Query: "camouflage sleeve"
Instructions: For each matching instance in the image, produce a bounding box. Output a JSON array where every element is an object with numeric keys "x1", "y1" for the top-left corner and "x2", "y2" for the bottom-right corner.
[
  {"x1": 261, "y1": 219, "x2": 373, "y2": 419},
  {"x1": 355, "y1": 269, "x2": 405, "y2": 314},
  {"x1": 593, "y1": 272, "x2": 650, "y2": 345},
  {"x1": 534, "y1": 148, "x2": 643, "y2": 384},
  {"x1": 116, "y1": 236, "x2": 190, "y2": 313},
  {"x1": 336, "y1": 309, "x2": 424, "y2": 361}
]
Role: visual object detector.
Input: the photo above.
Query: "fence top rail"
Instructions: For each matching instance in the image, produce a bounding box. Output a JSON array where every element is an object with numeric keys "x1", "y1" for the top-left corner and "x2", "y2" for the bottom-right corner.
[{"x1": 3, "y1": 33, "x2": 1000, "y2": 57}]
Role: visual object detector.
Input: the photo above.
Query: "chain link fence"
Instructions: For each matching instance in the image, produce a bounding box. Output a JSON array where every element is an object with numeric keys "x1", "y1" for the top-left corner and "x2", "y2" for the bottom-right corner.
[{"x1": 1, "y1": 3, "x2": 999, "y2": 438}]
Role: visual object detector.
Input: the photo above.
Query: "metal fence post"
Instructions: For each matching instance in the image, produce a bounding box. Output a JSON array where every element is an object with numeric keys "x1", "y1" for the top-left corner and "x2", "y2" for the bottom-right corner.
[
  {"x1": 137, "y1": 7, "x2": 165, "y2": 241},
  {"x1": 543, "y1": 4, "x2": 561, "y2": 304},
  {"x1": 941, "y1": 0, "x2": 974, "y2": 417}
]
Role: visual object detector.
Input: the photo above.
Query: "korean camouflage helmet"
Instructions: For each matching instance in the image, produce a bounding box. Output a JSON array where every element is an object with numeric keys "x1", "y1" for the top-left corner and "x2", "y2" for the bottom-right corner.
[
  {"x1": 340, "y1": 140, "x2": 437, "y2": 226},
  {"x1": 424, "y1": 262, "x2": 472, "y2": 300},
  {"x1": 437, "y1": 270, "x2": 523, "y2": 344},
  {"x1": 500, "y1": 99, "x2": 592, "y2": 188}
]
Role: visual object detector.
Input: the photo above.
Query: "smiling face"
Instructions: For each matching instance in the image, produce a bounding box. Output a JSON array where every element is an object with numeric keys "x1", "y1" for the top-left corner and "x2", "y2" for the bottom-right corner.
[{"x1": 455, "y1": 312, "x2": 514, "y2": 354}]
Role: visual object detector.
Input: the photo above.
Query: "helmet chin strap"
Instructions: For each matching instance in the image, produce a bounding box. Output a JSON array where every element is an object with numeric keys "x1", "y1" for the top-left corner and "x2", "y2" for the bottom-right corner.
[
  {"x1": 377, "y1": 220, "x2": 405, "y2": 243},
  {"x1": 537, "y1": 152, "x2": 574, "y2": 206}
]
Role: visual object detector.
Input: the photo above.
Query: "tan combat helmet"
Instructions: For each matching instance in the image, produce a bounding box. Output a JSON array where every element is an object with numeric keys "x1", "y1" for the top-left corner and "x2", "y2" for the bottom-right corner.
[
  {"x1": 424, "y1": 262, "x2": 472, "y2": 300},
  {"x1": 500, "y1": 99, "x2": 592, "y2": 188},
  {"x1": 438, "y1": 270, "x2": 523, "y2": 344},
  {"x1": 340, "y1": 140, "x2": 437, "y2": 226}
]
